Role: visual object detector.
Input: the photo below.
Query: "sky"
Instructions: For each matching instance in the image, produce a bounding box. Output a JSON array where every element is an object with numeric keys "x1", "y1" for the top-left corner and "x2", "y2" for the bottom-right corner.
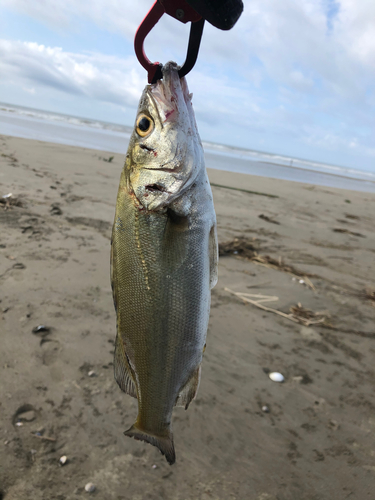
[{"x1": 0, "y1": 0, "x2": 374, "y2": 171}]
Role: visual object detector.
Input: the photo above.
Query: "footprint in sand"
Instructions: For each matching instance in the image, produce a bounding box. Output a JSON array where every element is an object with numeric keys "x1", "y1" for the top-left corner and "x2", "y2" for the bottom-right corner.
[{"x1": 40, "y1": 338, "x2": 60, "y2": 366}]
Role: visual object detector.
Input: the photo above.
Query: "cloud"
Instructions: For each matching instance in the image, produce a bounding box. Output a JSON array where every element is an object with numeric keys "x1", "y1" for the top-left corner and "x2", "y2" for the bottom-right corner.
[{"x1": 0, "y1": 39, "x2": 144, "y2": 107}]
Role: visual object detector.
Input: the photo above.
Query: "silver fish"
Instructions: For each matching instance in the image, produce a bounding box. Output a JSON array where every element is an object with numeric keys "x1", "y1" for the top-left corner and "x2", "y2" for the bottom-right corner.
[{"x1": 111, "y1": 62, "x2": 218, "y2": 464}]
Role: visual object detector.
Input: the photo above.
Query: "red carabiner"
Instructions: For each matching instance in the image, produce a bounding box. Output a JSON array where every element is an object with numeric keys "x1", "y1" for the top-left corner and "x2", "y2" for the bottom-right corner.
[{"x1": 134, "y1": 0, "x2": 204, "y2": 84}]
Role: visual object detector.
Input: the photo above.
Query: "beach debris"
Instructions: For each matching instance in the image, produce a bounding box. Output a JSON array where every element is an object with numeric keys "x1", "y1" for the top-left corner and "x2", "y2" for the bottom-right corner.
[
  {"x1": 219, "y1": 237, "x2": 316, "y2": 290},
  {"x1": 59, "y1": 455, "x2": 68, "y2": 466},
  {"x1": 328, "y1": 419, "x2": 339, "y2": 431},
  {"x1": 269, "y1": 372, "x2": 284, "y2": 383},
  {"x1": 225, "y1": 289, "x2": 329, "y2": 327},
  {"x1": 0, "y1": 193, "x2": 23, "y2": 209},
  {"x1": 33, "y1": 433, "x2": 56, "y2": 442},
  {"x1": 1, "y1": 152, "x2": 18, "y2": 163},
  {"x1": 30, "y1": 449, "x2": 37, "y2": 462},
  {"x1": 345, "y1": 213, "x2": 359, "y2": 220},
  {"x1": 32, "y1": 325, "x2": 51, "y2": 336},
  {"x1": 360, "y1": 287, "x2": 375, "y2": 307},
  {"x1": 85, "y1": 483, "x2": 96, "y2": 493},
  {"x1": 88, "y1": 370, "x2": 96, "y2": 377},
  {"x1": 219, "y1": 237, "x2": 258, "y2": 259},
  {"x1": 210, "y1": 182, "x2": 279, "y2": 198},
  {"x1": 259, "y1": 214, "x2": 280, "y2": 225},
  {"x1": 101, "y1": 155, "x2": 114, "y2": 163},
  {"x1": 13, "y1": 262, "x2": 25, "y2": 269},
  {"x1": 290, "y1": 303, "x2": 329, "y2": 326},
  {"x1": 152, "y1": 464, "x2": 157, "y2": 469},
  {"x1": 262, "y1": 405, "x2": 270, "y2": 413},
  {"x1": 333, "y1": 228, "x2": 365, "y2": 238},
  {"x1": 12, "y1": 404, "x2": 37, "y2": 426},
  {"x1": 50, "y1": 203, "x2": 63, "y2": 216}
]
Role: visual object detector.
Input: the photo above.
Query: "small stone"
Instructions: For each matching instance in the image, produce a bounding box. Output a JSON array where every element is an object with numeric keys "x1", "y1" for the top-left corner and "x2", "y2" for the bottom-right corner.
[
  {"x1": 50, "y1": 204, "x2": 63, "y2": 216},
  {"x1": 299, "y1": 279, "x2": 305, "y2": 284},
  {"x1": 152, "y1": 464, "x2": 157, "y2": 469},
  {"x1": 85, "y1": 483, "x2": 96, "y2": 493},
  {"x1": 32, "y1": 325, "x2": 51, "y2": 334},
  {"x1": 59, "y1": 455, "x2": 68, "y2": 465},
  {"x1": 269, "y1": 372, "x2": 284, "y2": 383},
  {"x1": 15, "y1": 422, "x2": 23, "y2": 427},
  {"x1": 292, "y1": 376, "x2": 304, "y2": 383},
  {"x1": 262, "y1": 405, "x2": 270, "y2": 413},
  {"x1": 329, "y1": 419, "x2": 339, "y2": 431},
  {"x1": 88, "y1": 370, "x2": 96, "y2": 377}
]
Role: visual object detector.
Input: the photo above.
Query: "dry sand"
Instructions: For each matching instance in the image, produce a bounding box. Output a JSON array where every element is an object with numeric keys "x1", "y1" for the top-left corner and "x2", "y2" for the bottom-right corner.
[{"x1": 1, "y1": 134, "x2": 375, "y2": 500}]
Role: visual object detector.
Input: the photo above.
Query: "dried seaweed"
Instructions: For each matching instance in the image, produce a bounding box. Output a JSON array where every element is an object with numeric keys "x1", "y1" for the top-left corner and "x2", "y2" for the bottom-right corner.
[
  {"x1": 289, "y1": 303, "x2": 329, "y2": 326},
  {"x1": 219, "y1": 237, "x2": 315, "y2": 290},
  {"x1": 259, "y1": 214, "x2": 280, "y2": 225},
  {"x1": 218, "y1": 237, "x2": 258, "y2": 259}
]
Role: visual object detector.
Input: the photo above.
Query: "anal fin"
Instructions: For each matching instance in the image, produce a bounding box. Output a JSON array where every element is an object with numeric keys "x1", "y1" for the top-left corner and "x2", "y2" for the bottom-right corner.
[
  {"x1": 114, "y1": 333, "x2": 137, "y2": 398},
  {"x1": 175, "y1": 364, "x2": 201, "y2": 410}
]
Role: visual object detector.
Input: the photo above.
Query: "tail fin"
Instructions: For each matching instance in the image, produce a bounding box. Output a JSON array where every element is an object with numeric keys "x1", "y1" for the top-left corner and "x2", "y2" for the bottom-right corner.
[{"x1": 124, "y1": 423, "x2": 176, "y2": 465}]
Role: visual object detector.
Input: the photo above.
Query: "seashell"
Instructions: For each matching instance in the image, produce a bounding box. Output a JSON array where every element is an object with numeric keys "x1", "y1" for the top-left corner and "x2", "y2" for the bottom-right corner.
[
  {"x1": 85, "y1": 483, "x2": 96, "y2": 493},
  {"x1": 269, "y1": 372, "x2": 284, "y2": 383},
  {"x1": 59, "y1": 455, "x2": 68, "y2": 465}
]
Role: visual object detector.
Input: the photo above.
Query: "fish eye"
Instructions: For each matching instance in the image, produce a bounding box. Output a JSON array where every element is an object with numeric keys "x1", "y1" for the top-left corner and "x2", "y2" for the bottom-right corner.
[{"x1": 136, "y1": 114, "x2": 154, "y2": 137}]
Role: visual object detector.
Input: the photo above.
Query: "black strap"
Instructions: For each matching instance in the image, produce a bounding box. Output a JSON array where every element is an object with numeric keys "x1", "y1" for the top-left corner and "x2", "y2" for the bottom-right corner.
[{"x1": 184, "y1": 0, "x2": 243, "y2": 30}]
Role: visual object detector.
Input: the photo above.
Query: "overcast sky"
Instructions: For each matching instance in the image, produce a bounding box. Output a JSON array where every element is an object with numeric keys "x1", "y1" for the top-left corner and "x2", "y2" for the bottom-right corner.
[{"x1": 0, "y1": 0, "x2": 374, "y2": 171}]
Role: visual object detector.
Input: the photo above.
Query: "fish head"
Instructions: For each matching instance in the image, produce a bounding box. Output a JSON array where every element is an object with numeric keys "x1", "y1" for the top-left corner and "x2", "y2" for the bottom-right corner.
[{"x1": 127, "y1": 62, "x2": 203, "y2": 212}]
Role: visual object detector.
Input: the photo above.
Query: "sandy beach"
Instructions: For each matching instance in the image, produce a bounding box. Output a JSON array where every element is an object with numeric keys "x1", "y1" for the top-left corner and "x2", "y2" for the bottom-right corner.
[{"x1": 1, "y1": 134, "x2": 375, "y2": 500}]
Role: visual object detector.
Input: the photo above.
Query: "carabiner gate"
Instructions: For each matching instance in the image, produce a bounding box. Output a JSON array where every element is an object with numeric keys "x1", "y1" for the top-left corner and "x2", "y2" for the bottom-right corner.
[{"x1": 134, "y1": 0, "x2": 205, "y2": 84}]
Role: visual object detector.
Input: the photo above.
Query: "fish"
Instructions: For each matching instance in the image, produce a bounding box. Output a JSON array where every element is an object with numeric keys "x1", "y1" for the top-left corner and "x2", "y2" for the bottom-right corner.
[{"x1": 110, "y1": 61, "x2": 218, "y2": 465}]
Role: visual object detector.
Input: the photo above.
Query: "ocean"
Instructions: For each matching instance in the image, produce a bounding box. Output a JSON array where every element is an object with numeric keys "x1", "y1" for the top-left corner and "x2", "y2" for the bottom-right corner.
[{"x1": 1, "y1": 102, "x2": 374, "y2": 193}]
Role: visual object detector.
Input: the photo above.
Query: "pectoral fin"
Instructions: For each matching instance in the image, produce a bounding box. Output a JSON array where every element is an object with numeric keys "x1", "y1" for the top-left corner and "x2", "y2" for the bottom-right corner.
[
  {"x1": 161, "y1": 208, "x2": 189, "y2": 271},
  {"x1": 175, "y1": 364, "x2": 201, "y2": 410},
  {"x1": 209, "y1": 224, "x2": 218, "y2": 288},
  {"x1": 114, "y1": 333, "x2": 137, "y2": 398}
]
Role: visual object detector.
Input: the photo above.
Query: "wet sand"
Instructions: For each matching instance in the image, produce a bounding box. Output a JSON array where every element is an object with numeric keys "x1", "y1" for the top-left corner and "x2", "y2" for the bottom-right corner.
[{"x1": 1, "y1": 135, "x2": 375, "y2": 500}]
